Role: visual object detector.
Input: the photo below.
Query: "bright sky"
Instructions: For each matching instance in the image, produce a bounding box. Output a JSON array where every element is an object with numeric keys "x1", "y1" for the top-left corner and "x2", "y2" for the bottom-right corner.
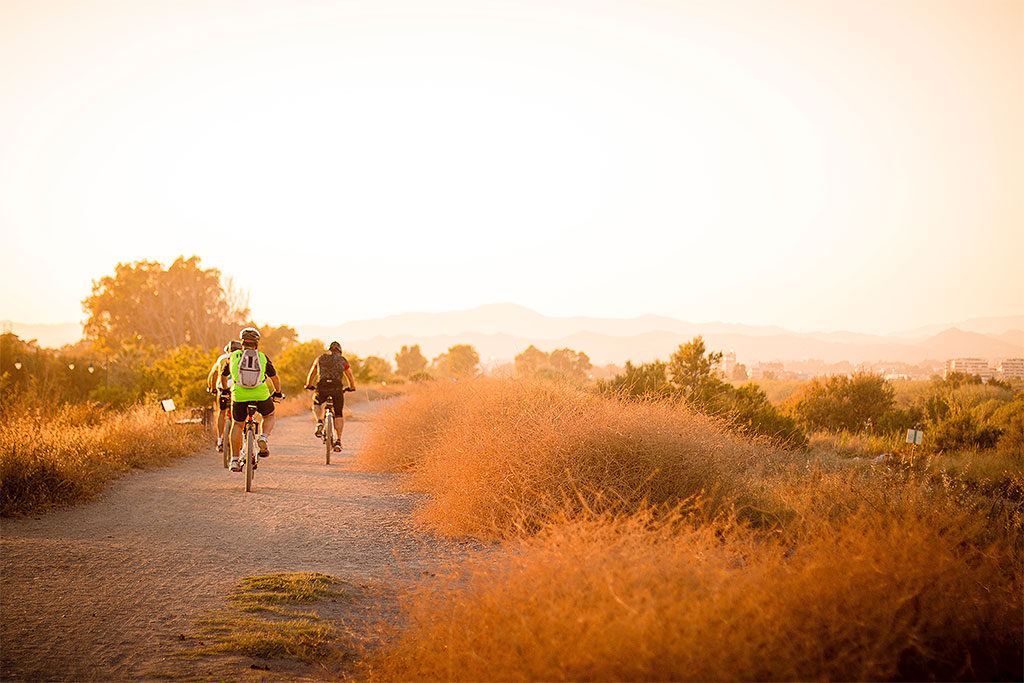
[{"x1": 1, "y1": 0, "x2": 1021, "y2": 334}]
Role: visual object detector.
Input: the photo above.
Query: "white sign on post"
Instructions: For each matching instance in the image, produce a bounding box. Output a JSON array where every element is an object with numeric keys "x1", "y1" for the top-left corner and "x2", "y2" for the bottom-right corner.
[
  {"x1": 906, "y1": 429, "x2": 923, "y2": 445},
  {"x1": 161, "y1": 399, "x2": 176, "y2": 412}
]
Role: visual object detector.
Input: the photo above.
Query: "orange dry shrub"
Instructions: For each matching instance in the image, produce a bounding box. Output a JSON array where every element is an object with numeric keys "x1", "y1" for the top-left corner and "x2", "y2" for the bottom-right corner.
[
  {"x1": 355, "y1": 379, "x2": 786, "y2": 538},
  {"x1": 1, "y1": 403, "x2": 208, "y2": 515},
  {"x1": 369, "y1": 486, "x2": 1023, "y2": 682}
]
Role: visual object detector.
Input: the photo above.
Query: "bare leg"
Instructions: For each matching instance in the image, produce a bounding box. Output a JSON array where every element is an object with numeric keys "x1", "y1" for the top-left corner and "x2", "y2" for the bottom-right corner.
[
  {"x1": 261, "y1": 412, "x2": 276, "y2": 436},
  {"x1": 230, "y1": 420, "x2": 244, "y2": 458}
]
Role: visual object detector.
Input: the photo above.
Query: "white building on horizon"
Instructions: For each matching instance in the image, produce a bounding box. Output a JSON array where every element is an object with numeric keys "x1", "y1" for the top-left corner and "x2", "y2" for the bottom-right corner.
[{"x1": 944, "y1": 358, "x2": 993, "y2": 380}]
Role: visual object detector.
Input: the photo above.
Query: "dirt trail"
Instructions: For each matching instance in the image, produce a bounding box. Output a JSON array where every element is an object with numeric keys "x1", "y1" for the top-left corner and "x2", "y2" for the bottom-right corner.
[{"x1": 1, "y1": 401, "x2": 462, "y2": 681}]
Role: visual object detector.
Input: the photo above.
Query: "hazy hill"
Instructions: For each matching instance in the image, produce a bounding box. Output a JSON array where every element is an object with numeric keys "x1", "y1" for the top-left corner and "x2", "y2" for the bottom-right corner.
[
  {"x1": 295, "y1": 305, "x2": 1023, "y2": 367},
  {"x1": 1, "y1": 321, "x2": 82, "y2": 349}
]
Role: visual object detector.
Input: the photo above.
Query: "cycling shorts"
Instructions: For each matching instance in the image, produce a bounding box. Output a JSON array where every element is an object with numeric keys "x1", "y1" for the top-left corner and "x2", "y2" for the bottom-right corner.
[
  {"x1": 218, "y1": 394, "x2": 231, "y2": 411},
  {"x1": 313, "y1": 386, "x2": 347, "y2": 412},
  {"x1": 231, "y1": 397, "x2": 275, "y2": 423}
]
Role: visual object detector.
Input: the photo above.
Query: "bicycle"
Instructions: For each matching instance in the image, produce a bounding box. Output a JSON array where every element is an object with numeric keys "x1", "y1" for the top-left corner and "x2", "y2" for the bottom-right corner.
[
  {"x1": 219, "y1": 388, "x2": 231, "y2": 469},
  {"x1": 234, "y1": 393, "x2": 283, "y2": 492},
  {"x1": 307, "y1": 385, "x2": 354, "y2": 465}
]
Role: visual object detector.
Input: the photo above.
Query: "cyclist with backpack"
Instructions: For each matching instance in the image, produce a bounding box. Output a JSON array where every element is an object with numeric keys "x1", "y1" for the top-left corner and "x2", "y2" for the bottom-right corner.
[
  {"x1": 207, "y1": 339, "x2": 242, "y2": 454},
  {"x1": 220, "y1": 327, "x2": 284, "y2": 472},
  {"x1": 304, "y1": 341, "x2": 356, "y2": 445}
]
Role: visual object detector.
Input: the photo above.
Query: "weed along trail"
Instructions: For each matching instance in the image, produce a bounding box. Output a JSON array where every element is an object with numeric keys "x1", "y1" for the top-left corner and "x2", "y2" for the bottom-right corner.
[{"x1": 1, "y1": 401, "x2": 459, "y2": 681}]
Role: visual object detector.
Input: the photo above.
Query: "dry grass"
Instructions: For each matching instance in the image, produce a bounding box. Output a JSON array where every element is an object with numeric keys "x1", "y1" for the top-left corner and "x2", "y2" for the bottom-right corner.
[
  {"x1": 354, "y1": 379, "x2": 788, "y2": 538},
  {"x1": 357, "y1": 379, "x2": 1023, "y2": 682},
  {"x1": 0, "y1": 402, "x2": 208, "y2": 516},
  {"x1": 370, "y1": 489, "x2": 1021, "y2": 682}
]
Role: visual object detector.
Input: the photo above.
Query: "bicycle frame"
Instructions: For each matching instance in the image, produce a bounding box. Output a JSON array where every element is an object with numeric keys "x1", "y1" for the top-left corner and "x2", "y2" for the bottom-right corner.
[
  {"x1": 241, "y1": 403, "x2": 259, "y2": 492},
  {"x1": 322, "y1": 397, "x2": 335, "y2": 465}
]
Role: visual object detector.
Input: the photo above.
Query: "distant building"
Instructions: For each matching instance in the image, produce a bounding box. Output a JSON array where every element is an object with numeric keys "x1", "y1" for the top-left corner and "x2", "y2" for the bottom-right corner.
[
  {"x1": 944, "y1": 358, "x2": 993, "y2": 380},
  {"x1": 999, "y1": 358, "x2": 1024, "y2": 380},
  {"x1": 721, "y1": 350, "x2": 736, "y2": 378},
  {"x1": 750, "y1": 361, "x2": 785, "y2": 380}
]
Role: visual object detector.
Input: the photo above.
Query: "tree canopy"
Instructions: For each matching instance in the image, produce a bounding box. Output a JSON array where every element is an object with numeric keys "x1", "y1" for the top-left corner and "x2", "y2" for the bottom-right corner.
[{"x1": 83, "y1": 256, "x2": 248, "y2": 352}]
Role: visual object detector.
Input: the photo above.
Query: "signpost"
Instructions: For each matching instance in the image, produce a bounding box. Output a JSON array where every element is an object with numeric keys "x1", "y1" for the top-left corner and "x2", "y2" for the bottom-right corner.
[{"x1": 906, "y1": 428, "x2": 924, "y2": 446}]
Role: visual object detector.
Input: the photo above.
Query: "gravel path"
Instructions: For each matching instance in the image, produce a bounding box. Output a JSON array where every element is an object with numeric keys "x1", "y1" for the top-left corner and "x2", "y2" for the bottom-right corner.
[{"x1": 1, "y1": 401, "x2": 463, "y2": 681}]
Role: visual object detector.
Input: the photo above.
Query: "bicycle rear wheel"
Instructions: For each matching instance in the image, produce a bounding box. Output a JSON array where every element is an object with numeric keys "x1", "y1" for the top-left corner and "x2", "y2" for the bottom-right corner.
[
  {"x1": 245, "y1": 427, "x2": 255, "y2": 492},
  {"x1": 222, "y1": 420, "x2": 231, "y2": 468},
  {"x1": 324, "y1": 413, "x2": 333, "y2": 465}
]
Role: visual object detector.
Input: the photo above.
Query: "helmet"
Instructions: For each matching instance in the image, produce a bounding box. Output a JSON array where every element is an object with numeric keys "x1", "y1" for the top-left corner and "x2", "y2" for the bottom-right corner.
[
  {"x1": 328, "y1": 341, "x2": 342, "y2": 353},
  {"x1": 224, "y1": 340, "x2": 242, "y2": 353},
  {"x1": 240, "y1": 327, "x2": 261, "y2": 343}
]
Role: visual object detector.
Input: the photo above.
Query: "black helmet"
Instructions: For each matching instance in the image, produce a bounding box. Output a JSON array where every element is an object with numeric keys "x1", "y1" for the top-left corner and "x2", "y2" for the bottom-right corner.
[
  {"x1": 224, "y1": 340, "x2": 242, "y2": 353},
  {"x1": 240, "y1": 327, "x2": 261, "y2": 343},
  {"x1": 328, "y1": 341, "x2": 342, "y2": 353}
]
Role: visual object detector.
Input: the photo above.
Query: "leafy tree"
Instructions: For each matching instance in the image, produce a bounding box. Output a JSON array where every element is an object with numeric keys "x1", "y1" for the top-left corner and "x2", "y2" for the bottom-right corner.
[
  {"x1": 356, "y1": 356, "x2": 393, "y2": 383},
  {"x1": 395, "y1": 344, "x2": 428, "y2": 377},
  {"x1": 731, "y1": 363, "x2": 749, "y2": 382},
  {"x1": 144, "y1": 345, "x2": 218, "y2": 408},
  {"x1": 669, "y1": 337, "x2": 729, "y2": 410},
  {"x1": 789, "y1": 373, "x2": 895, "y2": 432},
  {"x1": 276, "y1": 340, "x2": 325, "y2": 394},
  {"x1": 549, "y1": 348, "x2": 592, "y2": 379},
  {"x1": 83, "y1": 256, "x2": 248, "y2": 352},
  {"x1": 432, "y1": 344, "x2": 479, "y2": 379},
  {"x1": 729, "y1": 384, "x2": 807, "y2": 449},
  {"x1": 515, "y1": 345, "x2": 549, "y2": 376},
  {"x1": 599, "y1": 360, "x2": 672, "y2": 398},
  {"x1": 258, "y1": 325, "x2": 298, "y2": 358}
]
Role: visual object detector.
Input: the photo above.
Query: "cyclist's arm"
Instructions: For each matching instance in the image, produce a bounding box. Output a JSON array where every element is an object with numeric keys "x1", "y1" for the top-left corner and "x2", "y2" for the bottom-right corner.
[
  {"x1": 265, "y1": 358, "x2": 283, "y2": 394},
  {"x1": 305, "y1": 360, "x2": 319, "y2": 387},
  {"x1": 344, "y1": 366, "x2": 356, "y2": 390},
  {"x1": 206, "y1": 363, "x2": 219, "y2": 393},
  {"x1": 220, "y1": 363, "x2": 231, "y2": 391}
]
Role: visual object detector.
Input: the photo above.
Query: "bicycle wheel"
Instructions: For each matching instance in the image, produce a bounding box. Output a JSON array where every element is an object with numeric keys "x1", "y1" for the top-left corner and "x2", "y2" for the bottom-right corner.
[
  {"x1": 222, "y1": 420, "x2": 231, "y2": 468},
  {"x1": 245, "y1": 426, "x2": 255, "y2": 492},
  {"x1": 324, "y1": 412, "x2": 333, "y2": 465}
]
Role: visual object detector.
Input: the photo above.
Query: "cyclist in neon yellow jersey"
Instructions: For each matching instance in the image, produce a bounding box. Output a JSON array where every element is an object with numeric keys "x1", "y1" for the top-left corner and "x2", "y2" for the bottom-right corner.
[{"x1": 219, "y1": 327, "x2": 283, "y2": 472}]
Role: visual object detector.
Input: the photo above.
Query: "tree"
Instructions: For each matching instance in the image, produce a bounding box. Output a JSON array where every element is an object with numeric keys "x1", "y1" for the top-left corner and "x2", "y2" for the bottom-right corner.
[
  {"x1": 669, "y1": 337, "x2": 728, "y2": 409},
  {"x1": 600, "y1": 360, "x2": 672, "y2": 398},
  {"x1": 83, "y1": 256, "x2": 249, "y2": 352},
  {"x1": 515, "y1": 345, "x2": 549, "y2": 376},
  {"x1": 731, "y1": 363, "x2": 749, "y2": 382},
  {"x1": 549, "y1": 348, "x2": 592, "y2": 379},
  {"x1": 395, "y1": 344, "x2": 428, "y2": 377},
  {"x1": 729, "y1": 384, "x2": 807, "y2": 449},
  {"x1": 433, "y1": 344, "x2": 480, "y2": 379},
  {"x1": 144, "y1": 345, "x2": 218, "y2": 408},
  {"x1": 258, "y1": 325, "x2": 298, "y2": 358},
  {"x1": 276, "y1": 340, "x2": 325, "y2": 394},
  {"x1": 356, "y1": 356, "x2": 394, "y2": 382},
  {"x1": 790, "y1": 373, "x2": 895, "y2": 433}
]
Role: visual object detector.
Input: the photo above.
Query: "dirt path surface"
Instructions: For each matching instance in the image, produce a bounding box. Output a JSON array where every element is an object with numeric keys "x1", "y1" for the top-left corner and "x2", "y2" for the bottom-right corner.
[{"x1": 1, "y1": 401, "x2": 465, "y2": 681}]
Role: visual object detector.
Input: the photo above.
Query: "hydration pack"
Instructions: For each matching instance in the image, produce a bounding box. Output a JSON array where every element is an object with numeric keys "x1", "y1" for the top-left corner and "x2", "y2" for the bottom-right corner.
[
  {"x1": 237, "y1": 349, "x2": 263, "y2": 388},
  {"x1": 318, "y1": 353, "x2": 347, "y2": 383}
]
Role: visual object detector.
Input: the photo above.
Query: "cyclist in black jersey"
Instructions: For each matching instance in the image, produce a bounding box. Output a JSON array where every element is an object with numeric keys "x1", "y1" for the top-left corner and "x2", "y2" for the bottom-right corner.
[{"x1": 304, "y1": 341, "x2": 357, "y2": 441}]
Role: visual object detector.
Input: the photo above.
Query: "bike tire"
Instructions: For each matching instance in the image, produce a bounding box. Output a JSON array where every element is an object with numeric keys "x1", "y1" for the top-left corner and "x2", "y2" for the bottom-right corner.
[
  {"x1": 324, "y1": 413, "x2": 333, "y2": 465},
  {"x1": 245, "y1": 427, "x2": 255, "y2": 492},
  {"x1": 222, "y1": 420, "x2": 231, "y2": 468}
]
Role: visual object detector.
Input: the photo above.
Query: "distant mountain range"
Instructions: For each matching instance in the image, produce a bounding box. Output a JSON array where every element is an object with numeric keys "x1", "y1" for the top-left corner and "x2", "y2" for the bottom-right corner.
[
  {"x1": 295, "y1": 304, "x2": 1024, "y2": 367},
  {"x1": 5, "y1": 305, "x2": 1023, "y2": 367}
]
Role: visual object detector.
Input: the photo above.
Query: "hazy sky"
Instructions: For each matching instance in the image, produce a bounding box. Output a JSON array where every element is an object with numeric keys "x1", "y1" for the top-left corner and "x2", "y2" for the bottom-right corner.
[{"x1": 1, "y1": 0, "x2": 1021, "y2": 334}]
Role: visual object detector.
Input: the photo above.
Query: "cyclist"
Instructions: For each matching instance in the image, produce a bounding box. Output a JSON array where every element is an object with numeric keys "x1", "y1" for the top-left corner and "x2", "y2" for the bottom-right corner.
[
  {"x1": 304, "y1": 341, "x2": 356, "y2": 447},
  {"x1": 207, "y1": 340, "x2": 242, "y2": 453},
  {"x1": 220, "y1": 327, "x2": 283, "y2": 472}
]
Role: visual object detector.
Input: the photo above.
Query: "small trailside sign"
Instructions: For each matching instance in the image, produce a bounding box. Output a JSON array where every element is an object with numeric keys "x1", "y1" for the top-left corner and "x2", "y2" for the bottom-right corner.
[{"x1": 906, "y1": 429, "x2": 924, "y2": 445}]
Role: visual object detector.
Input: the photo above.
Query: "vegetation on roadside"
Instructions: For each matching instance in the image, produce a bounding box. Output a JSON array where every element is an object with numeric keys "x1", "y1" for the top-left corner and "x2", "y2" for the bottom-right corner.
[
  {"x1": 355, "y1": 378, "x2": 786, "y2": 538},
  {"x1": 0, "y1": 401, "x2": 208, "y2": 516},
  {"x1": 171, "y1": 573, "x2": 353, "y2": 670},
  {"x1": 356, "y1": 378, "x2": 1023, "y2": 682}
]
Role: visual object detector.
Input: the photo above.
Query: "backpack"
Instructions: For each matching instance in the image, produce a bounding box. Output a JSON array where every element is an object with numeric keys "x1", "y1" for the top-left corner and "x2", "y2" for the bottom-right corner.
[
  {"x1": 318, "y1": 353, "x2": 347, "y2": 383},
  {"x1": 237, "y1": 349, "x2": 264, "y2": 388}
]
